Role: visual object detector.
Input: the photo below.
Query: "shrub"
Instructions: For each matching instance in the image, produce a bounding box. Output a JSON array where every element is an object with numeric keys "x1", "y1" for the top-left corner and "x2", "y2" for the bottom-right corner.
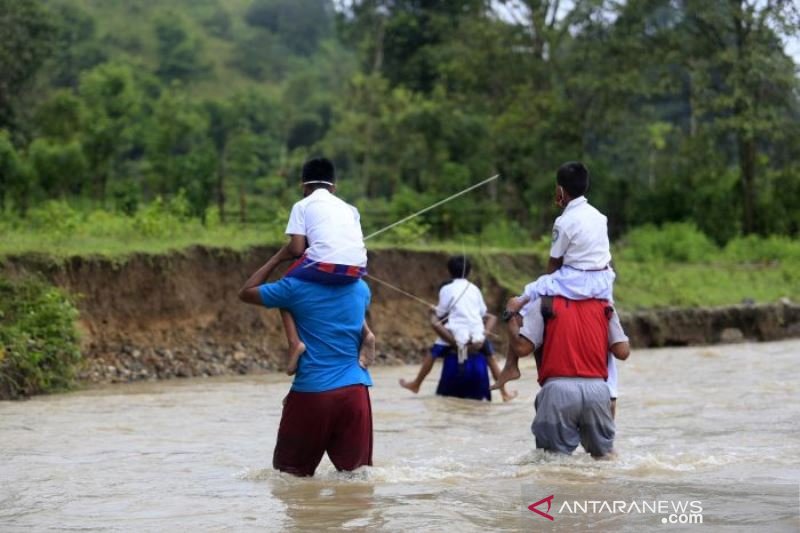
[
  {"x1": 381, "y1": 218, "x2": 431, "y2": 245},
  {"x1": 132, "y1": 192, "x2": 196, "y2": 238},
  {"x1": 26, "y1": 200, "x2": 82, "y2": 236},
  {"x1": 0, "y1": 276, "x2": 82, "y2": 399},
  {"x1": 723, "y1": 235, "x2": 800, "y2": 263},
  {"x1": 616, "y1": 222, "x2": 719, "y2": 263},
  {"x1": 471, "y1": 219, "x2": 532, "y2": 249}
]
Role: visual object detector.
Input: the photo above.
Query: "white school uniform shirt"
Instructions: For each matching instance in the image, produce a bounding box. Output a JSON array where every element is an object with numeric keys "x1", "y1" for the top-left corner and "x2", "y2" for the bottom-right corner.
[
  {"x1": 434, "y1": 278, "x2": 487, "y2": 346},
  {"x1": 550, "y1": 196, "x2": 611, "y2": 270},
  {"x1": 285, "y1": 188, "x2": 367, "y2": 267}
]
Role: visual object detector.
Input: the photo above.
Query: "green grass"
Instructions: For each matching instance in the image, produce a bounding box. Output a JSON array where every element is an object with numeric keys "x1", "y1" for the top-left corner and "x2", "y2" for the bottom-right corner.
[
  {"x1": 0, "y1": 222, "x2": 276, "y2": 258},
  {"x1": 614, "y1": 261, "x2": 799, "y2": 310}
]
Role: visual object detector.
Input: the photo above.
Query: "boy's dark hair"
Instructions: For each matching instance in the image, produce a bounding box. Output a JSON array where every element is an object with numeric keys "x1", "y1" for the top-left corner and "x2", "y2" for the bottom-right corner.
[
  {"x1": 556, "y1": 161, "x2": 589, "y2": 198},
  {"x1": 447, "y1": 255, "x2": 471, "y2": 278},
  {"x1": 302, "y1": 158, "x2": 336, "y2": 190}
]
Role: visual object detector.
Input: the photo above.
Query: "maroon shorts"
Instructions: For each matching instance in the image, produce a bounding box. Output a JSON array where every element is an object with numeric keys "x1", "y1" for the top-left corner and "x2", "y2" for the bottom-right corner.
[{"x1": 273, "y1": 384, "x2": 373, "y2": 477}]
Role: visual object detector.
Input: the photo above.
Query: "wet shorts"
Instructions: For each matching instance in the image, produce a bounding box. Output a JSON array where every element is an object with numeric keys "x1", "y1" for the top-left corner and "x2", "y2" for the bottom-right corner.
[
  {"x1": 432, "y1": 342, "x2": 494, "y2": 402},
  {"x1": 273, "y1": 384, "x2": 373, "y2": 477},
  {"x1": 532, "y1": 378, "x2": 615, "y2": 457}
]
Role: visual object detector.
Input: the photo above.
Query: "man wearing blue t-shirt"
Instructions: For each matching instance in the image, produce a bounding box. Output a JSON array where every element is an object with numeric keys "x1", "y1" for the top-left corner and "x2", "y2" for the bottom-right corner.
[{"x1": 239, "y1": 244, "x2": 373, "y2": 477}]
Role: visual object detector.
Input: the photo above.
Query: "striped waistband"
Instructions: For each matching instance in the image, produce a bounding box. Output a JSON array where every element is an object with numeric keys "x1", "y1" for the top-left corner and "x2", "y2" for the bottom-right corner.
[{"x1": 291, "y1": 256, "x2": 367, "y2": 278}]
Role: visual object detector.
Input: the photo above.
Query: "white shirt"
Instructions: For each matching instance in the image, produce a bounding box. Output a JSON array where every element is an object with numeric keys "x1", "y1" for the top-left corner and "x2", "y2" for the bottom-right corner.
[
  {"x1": 434, "y1": 278, "x2": 487, "y2": 345},
  {"x1": 285, "y1": 189, "x2": 367, "y2": 267},
  {"x1": 550, "y1": 196, "x2": 611, "y2": 270}
]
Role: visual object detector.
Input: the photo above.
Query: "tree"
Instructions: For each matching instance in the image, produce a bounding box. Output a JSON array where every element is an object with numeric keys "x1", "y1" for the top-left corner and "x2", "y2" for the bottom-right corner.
[
  {"x1": 48, "y1": 3, "x2": 106, "y2": 88},
  {"x1": 203, "y1": 99, "x2": 235, "y2": 221},
  {"x1": 0, "y1": 130, "x2": 35, "y2": 214},
  {"x1": 204, "y1": 89, "x2": 283, "y2": 221},
  {"x1": 34, "y1": 91, "x2": 87, "y2": 142},
  {"x1": 28, "y1": 138, "x2": 88, "y2": 198},
  {"x1": 678, "y1": 0, "x2": 799, "y2": 234},
  {"x1": 0, "y1": 0, "x2": 56, "y2": 130},
  {"x1": 143, "y1": 87, "x2": 216, "y2": 217},
  {"x1": 154, "y1": 11, "x2": 210, "y2": 82},
  {"x1": 79, "y1": 63, "x2": 143, "y2": 201},
  {"x1": 0, "y1": 130, "x2": 21, "y2": 210},
  {"x1": 339, "y1": 0, "x2": 489, "y2": 92},
  {"x1": 245, "y1": 0, "x2": 334, "y2": 56}
]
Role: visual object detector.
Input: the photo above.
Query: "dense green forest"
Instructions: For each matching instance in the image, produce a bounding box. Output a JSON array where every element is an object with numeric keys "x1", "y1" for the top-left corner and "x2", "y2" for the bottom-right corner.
[{"x1": 1, "y1": 0, "x2": 799, "y2": 244}]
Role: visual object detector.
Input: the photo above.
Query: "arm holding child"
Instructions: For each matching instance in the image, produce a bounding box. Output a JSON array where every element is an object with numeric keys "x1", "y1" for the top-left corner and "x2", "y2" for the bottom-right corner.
[{"x1": 238, "y1": 245, "x2": 296, "y2": 305}]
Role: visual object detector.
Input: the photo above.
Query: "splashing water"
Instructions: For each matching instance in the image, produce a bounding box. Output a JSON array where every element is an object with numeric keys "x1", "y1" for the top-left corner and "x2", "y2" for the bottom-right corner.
[{"x1": 1, "y1": 341, "x2": 798, "y2": 531}]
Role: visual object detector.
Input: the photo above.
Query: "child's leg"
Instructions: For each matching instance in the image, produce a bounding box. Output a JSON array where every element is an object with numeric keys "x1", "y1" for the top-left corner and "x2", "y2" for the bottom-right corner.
[
  {"x1": 430, "y1": 315, "x2": 457, "y2": 346},
  {"x1": 610, "y1": 399, "x2": 617, "y2": 420},
  {"x1": 399, "y1": 353, "x2": 435, "y2": 394},
  {"x1": 486, "y1": 353, "x2": 518, "y2": 402},
  {"x1": 280, "y1": 309, "x2": 306, "y2": 376},
  {"x1": 518, "y1": 275, "x2": 552, "y2": 317},
  {"x1": 359, "y1": 321, "x2": 376, "y2": 369},
  {"x1": 491, "y1": 348, "x2": 522, "y2": 391}
]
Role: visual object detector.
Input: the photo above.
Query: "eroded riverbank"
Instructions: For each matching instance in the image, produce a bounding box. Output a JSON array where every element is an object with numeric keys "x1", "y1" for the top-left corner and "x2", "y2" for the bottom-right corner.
[{"x1": 2, "y1": 246, "x2": 799, "y2": 385}]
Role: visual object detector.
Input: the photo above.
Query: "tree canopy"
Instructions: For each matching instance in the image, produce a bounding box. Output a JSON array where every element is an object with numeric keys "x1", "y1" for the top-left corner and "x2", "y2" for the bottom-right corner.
[{"x1": 0, "y1": 0, "x2": 797, "y2": 241}]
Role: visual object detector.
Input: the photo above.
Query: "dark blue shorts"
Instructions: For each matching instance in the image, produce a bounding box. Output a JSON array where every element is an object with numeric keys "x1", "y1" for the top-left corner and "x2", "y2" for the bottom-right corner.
[{"x1": 432, "y1": 341, "x2": 494, "y2": 402}]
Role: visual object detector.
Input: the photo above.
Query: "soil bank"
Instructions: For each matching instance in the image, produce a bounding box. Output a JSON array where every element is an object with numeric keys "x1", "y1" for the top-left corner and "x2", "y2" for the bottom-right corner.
[{"x1": 2, "y1": 246, "x2": 798, "y2": 384}]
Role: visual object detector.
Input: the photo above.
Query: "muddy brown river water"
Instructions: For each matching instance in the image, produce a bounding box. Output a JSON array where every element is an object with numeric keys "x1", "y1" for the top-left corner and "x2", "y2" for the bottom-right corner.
[{"x1": 1, "y1": 341, "x2": 799, "y2": 532}]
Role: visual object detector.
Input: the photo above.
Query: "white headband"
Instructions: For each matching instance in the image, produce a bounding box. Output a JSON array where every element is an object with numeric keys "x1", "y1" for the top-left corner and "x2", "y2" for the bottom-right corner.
[{"x1": 303, "y1": 180, "x2": 334, "y2": 186}]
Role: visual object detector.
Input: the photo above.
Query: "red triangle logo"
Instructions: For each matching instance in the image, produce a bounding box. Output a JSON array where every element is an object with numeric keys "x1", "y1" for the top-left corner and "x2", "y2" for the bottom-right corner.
[{"x1": 528, "y1": 494, "x2": 555, "y2": 521}]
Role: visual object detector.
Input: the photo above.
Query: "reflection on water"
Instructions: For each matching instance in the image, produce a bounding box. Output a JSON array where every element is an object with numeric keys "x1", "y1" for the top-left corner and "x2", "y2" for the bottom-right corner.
[{"x1": 1, "y1": 341, "x2": 799, "y2": 531}]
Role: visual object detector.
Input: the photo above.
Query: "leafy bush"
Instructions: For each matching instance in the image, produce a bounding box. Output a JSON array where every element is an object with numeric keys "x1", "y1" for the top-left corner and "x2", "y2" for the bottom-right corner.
[
  {"x1": 378, "y1": 218, "x2": 431, "y2": 245},
  {"x1": 26, "y1": 200, "x2": 83, "y2": 236},
  {"x1": 132, "y1": 193, "x2": 196, "y2": 238},
  {"x1": 470, "y1": 219, "x2": 533, "y2": 250},
  {"x1": 616, "y1": 222, "x2": 719, "y2": 263},
  {"x1": 723, "y1": 235, "x2": 800, "y2": 263},
  {"x1": 0, "y1": 276, "x2": 82, "y2": 399}
]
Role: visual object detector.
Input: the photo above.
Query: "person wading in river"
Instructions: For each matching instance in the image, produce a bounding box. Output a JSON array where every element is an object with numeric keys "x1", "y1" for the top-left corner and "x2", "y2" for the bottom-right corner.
[
  {"x1": 501, "y1": 295, "x2": 630, "y2": 458},
  {"x1": 399, "y1": 255, "x2": 514, "y2": 401},
  {"x1": 239, "y1": 246, "x2": 374, "y2": 477}
]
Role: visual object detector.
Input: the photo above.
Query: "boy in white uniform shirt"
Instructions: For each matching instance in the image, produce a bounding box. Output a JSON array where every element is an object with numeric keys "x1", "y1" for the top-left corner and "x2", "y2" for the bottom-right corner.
[
  {"x1": 268, "y1": 158, "x2": 375, "y2": 375},
  {"x1": 435, "y1": 264, "x2": 488, "y2": 364},
  {"x1": 400, "y1": 256, "x2": 515, "y2": 402},
  {"x1": 494, "y1": 162, "x2": 620, "y2": 411}
]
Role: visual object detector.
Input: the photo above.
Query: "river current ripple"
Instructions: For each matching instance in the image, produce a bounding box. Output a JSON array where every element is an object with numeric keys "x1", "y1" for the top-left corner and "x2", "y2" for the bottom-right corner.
[{"x1": 1, "y1": 340, "x2": 798, "y2": 531}]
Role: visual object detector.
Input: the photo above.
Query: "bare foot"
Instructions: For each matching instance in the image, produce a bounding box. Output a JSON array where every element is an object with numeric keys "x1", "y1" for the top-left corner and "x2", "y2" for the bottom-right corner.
[
  {"x1": 398, "y1": 378, "x2": 421, "y2": 393},
  {"x1": 491, "y1": 361, "x2": 521, "y2": 391},
  {"x1": 499, "y1": 386, "x2": 519, "y2": 402},
  {"x1": 286, "y1": 341, "x2": 306, "y2": 376},
  {"x1": 359, "y1": 331, "x2": 376, "y2": 369}
]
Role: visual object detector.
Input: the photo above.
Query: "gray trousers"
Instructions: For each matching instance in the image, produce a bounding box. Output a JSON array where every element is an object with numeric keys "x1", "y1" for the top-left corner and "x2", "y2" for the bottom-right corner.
[{"x1": 532, "y1": 377, "x2": 615, "y2": 457}]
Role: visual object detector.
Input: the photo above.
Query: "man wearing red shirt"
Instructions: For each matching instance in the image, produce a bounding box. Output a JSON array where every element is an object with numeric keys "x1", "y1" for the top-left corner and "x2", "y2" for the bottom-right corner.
[{"x1": 504, "y1": 296, "x2": 630, "y2": 458}]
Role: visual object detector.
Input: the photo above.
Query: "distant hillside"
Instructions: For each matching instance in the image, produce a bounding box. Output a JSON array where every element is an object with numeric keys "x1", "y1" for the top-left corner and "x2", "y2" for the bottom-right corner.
[{"x1": 44, "y1": 0, "x2": 342, "y2": 97}]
